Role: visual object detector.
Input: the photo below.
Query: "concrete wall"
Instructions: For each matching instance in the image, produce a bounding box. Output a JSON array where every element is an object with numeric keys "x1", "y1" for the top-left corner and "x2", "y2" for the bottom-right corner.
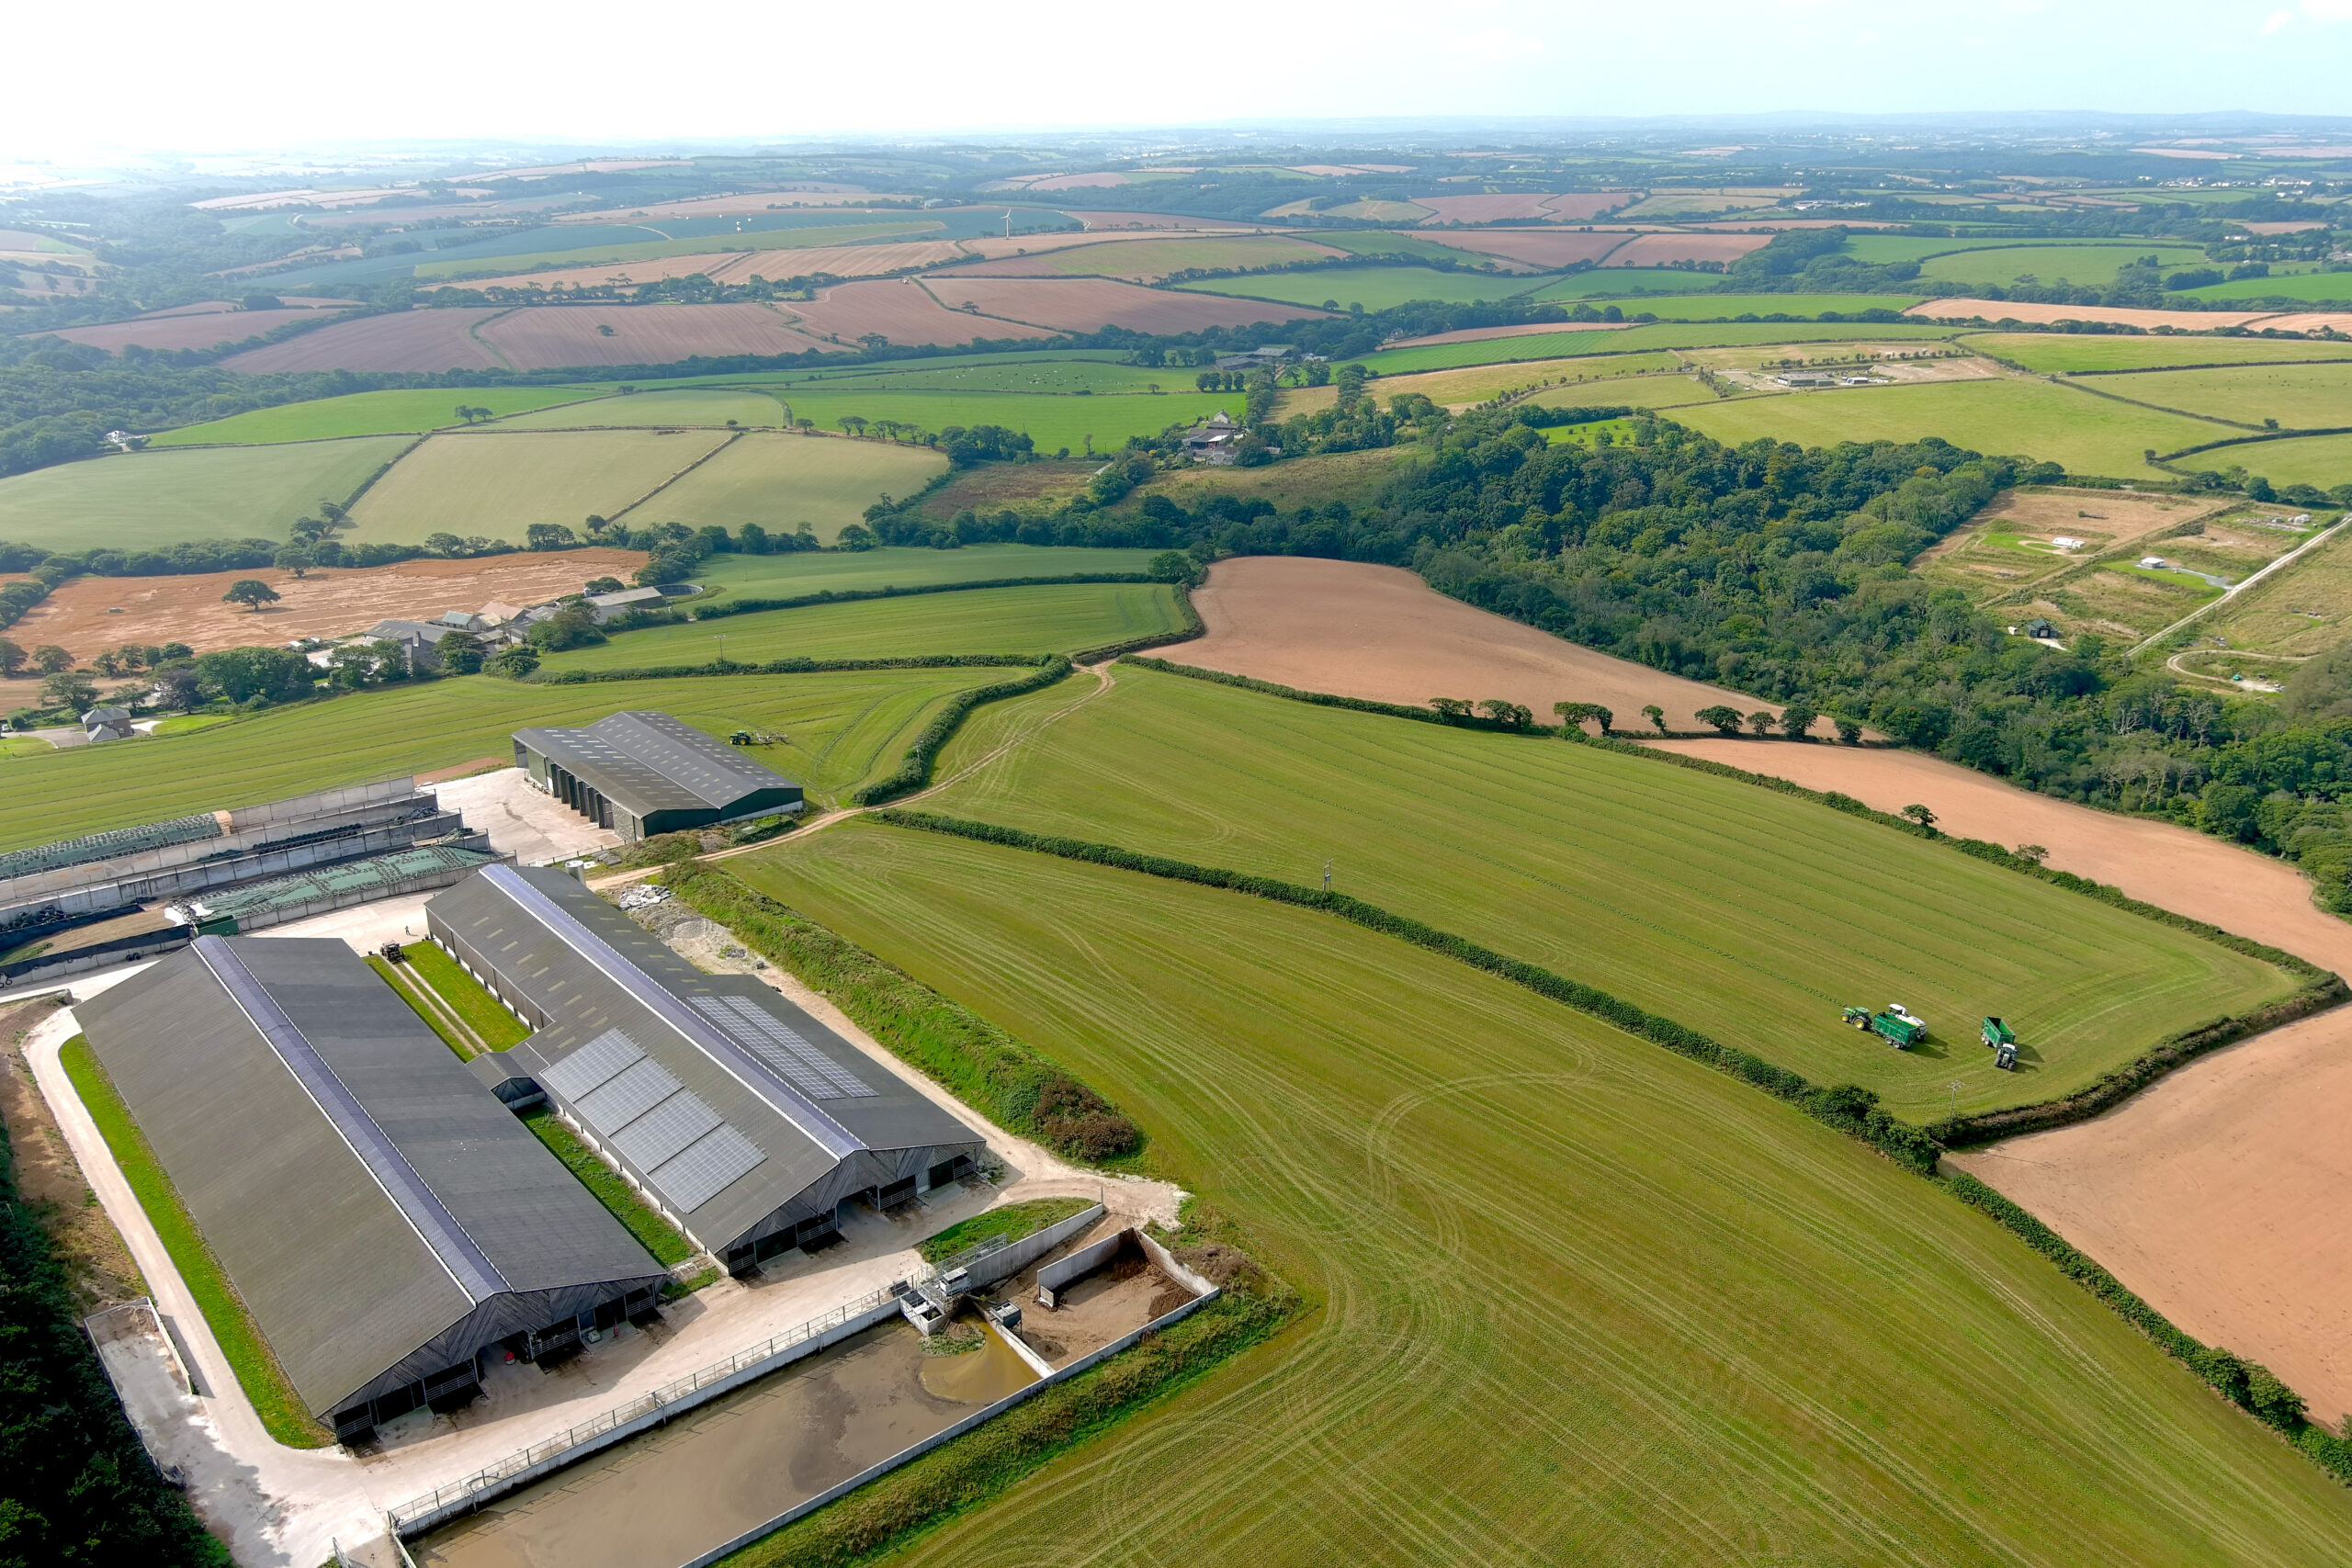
[{"x1": 963, "y1": 1203, "x2": 1106, "y2": 1293}]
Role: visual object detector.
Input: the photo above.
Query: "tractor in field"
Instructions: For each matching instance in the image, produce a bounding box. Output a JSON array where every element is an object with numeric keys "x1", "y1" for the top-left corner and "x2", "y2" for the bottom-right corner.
[
  {"x1": 1980, "y1": 1016, "x2": 2020, "y2": 1071},
  {"x1": 1842, "y1": 1003, "x2": 1927, "y2": 1049}
]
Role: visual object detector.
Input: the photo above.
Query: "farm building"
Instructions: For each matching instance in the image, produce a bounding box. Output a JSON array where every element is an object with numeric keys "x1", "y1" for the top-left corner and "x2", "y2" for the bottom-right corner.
[
  {"x1": 428, "y1": 864, "x2": 984, "y2": 1274},
  {"x1": 74, "y1": 937, "x2": 667, "y2": 1444},
  {"x1": 511, "y1": 710, "x2": 804, "y2": 842}
]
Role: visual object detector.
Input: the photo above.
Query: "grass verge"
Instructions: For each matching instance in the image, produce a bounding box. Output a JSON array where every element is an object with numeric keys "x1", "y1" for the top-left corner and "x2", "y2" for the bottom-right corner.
[
  {"x1": 518, "y1": 1107, "x2": 699, "y2": 1271},
  {"x1": 403, "y1": 942, "x2": 529, "y2": 1050},
  {"x1": 917, "y1": 1197, "x2": 1092, "y2": 1265},
  {"x1": 58, "y1": 1033, "x2": 332, "y2": 1448},
  {"x1": 660, "y1": 861, "x2": 1139, "y2": 1163},
  {"x1": 368, "y1": 954, "x2": 478, "y2": 1060}
]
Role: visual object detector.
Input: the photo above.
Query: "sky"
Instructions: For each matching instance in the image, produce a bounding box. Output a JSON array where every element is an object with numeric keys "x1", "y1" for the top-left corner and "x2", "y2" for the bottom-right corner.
[{"x1": 6, "y1": 0, "x2": 2352, "y2": 161}]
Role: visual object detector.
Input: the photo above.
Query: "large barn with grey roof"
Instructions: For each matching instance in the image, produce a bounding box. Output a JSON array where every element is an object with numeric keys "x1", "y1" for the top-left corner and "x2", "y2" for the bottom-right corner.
[
  {"x1": 512, "y1": 711, "x2": 803, "y2": 843},
  {"x1": 429, "y1": 864, "x2": 984, "y2": 1275},
  {"x1": 74, "y1": 937, "x2": 666, "y2": 1444}
]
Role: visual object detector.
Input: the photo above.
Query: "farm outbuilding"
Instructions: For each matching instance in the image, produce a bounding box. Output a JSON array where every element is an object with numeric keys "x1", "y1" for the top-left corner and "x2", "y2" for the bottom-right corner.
[
  {"x1": 511, "y1": 710, "x2": 804, "y2": 843},
  {"x1": 428, "y1": 864, "x2": 985, "y2": 1274},
  {"x1": 73, "y1": 937, "x2": 667, "y2": 1444}
]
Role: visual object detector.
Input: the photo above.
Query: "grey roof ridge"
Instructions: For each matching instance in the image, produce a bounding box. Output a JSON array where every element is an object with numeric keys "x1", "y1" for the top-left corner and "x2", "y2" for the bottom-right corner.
[
  {"x1": 190, "y1": 937, "x2": 511, "y2": 1303},
  {"x1": 481, "y1": 866, "x2": 865, "y2": 1163}
]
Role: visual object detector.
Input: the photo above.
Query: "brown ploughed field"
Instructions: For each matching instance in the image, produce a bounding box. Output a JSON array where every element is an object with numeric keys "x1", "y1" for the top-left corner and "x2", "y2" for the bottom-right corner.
[
  {"x1": 222, "y1": 309, "x2": 510, "y2": 372},
  {"x1": 1905, "y1": 299, "x2": 2275, "y2": 332},
  {"x1": 1413, "y1": 193, "x2": 1578, "y2": 223},
  {"x1": 476, "y1": 303, "x2": 833, "y2": 367},
  {"x1": 1542, "y1": 192, "x2": 1639, "y2": 220},
  {"x1": 1604, "y1": 232, "x2": 1775, "y2": 266},
  {"x1": 1412, "y1": 228, "x2": 1636, "y2": 268},
  {"x1": 5, "y1": 547, "x2": 646, "y2": 660},
  {"x1": 786, "y1": 279, "x2": 1055, "y2": 346},
  {"x1": 1185, "y1": 556, "x2": 1774, "y2": 729},
  {"x1": 931, "y1": 276, "x2": 1332, "y2": 335},
  {"x1": 1055, "y1": 210, "x2": 1259, "y2": 231},
  {"x1": 40, "y1": 308, "x2": 346, "y2": 355}
]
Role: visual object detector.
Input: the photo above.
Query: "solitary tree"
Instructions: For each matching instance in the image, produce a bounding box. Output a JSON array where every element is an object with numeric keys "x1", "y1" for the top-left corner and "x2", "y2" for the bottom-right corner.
[
  {"x1": 1901, "y1": 804, "x2": 1939, "y2": 833},
  {"x1": 31, "y1": 644, "x2": 73, "y2": 674},
  {"x1": 1746, "y1": 710, "x2": 1776, "y2": 737},
  {"x1": 1694, "y1": 705, "x2": 1742, "y2": 736},
  {"x1": 1644, "y1": 704, "x2": 1667, "y2": 735},
  {"x1": 224, "y1": 579, "x2": 282, "y2": 612}
]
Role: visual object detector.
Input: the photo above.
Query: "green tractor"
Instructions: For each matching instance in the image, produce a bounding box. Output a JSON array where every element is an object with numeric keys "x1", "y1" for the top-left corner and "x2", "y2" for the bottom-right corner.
[
  {"x1": 1842, "y1": 1003, "x2": 1927, "y2": 1049},
  {"x1": 1981, "y1": 1016, "x2": 2019, "y2": 1071}
]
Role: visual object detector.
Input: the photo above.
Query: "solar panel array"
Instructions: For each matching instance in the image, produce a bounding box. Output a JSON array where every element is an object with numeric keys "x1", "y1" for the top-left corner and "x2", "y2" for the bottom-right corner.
[
  {"x1": 539, "y1": 1027, "x2": 766, "y2": 1215},
  {"x1": 690, "y1": 995, "x2": 876, "y2": 1101}
]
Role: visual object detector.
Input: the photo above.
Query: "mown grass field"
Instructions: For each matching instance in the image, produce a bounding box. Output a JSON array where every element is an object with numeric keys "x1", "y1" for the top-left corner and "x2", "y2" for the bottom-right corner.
[
  {"x1": 2177, "y1": 271, "x2": 2352, "y2": 305},
  {"x1": 0, "y1": 436, "x2": 415, "y2": 552},
  {"x1": 2093, "y1": 363, "x2": 2352, "y2": 430},
  {"x1": 2222, "y1": 432, "x2": 2352, "y2": 491},
  {"x1": 544, "y1": 582, "x2": 1182, "y2": 669},
  {"x1": 1178, "y1": 265, "x2": 1544, "y2": 310},
  {"x1": 1670, "y1": 377, "x2": 2228, "y2": 478},
  {"x1": 695, "y1": 543, "x2": 1163, "y2": 594},
  {"x1": 1966, "y1": 333, "x2": 2352, "y2": 374},
  {"x1": 765, "y1": 389, "x2": 1240, "y2": 456},
  {"x1": 342, "y1": 428, "x2": 729, "y2": 545},
  {"x1": 1619, "y1": 291, "x2": 1926, "y2": 319},
  {"x1": 491, "y1": 388, "x2": 789, "y2": 429},
  {"x1": 704, "y1": 354, "x2": 1157, "y2": 393},
  {"x1": 1910, "y1": 244, "x2": 2210, "y2": 287},
  {"x1": 153, "y1": 387, "x2": 610, "y2": 446},
  {"x1": 731, "y1": 819, "x2": 2352, "y2": 1565},
  {"x1": 1363, "y1": 321, "x2": 1962, "y2": 375},
  {"x1": 1525, "y1": 267, "x2": 1727, "y2": 299},
  {"x1": 621, "y1": 432, "x2": 946, "y2": 543},
  {"x1": 0, "y1": 668, "x2": 992, "y2": 850},
  {"x1": 923, "y1": 666, "x2": 2294, "y2": 1120}
]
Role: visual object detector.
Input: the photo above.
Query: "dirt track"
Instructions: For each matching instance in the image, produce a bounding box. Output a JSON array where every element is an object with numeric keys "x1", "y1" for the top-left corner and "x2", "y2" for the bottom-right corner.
[{"x1": 1185, "y1": 557, "x2": 1775, "y2": 729}]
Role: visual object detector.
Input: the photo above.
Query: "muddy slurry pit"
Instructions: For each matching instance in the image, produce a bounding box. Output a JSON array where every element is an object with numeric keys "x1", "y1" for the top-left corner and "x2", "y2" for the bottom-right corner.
[{"x1": 413, "y1": 1319, "x2": 1037, "y2": 1568}]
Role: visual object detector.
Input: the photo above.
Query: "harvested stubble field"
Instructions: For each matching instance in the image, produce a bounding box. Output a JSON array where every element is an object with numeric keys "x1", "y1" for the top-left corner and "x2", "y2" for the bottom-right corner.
[
  {"x1": 342, "y1": 428, "x2": 730, "y2": 545},
  {"x1": 36, "y1": 307, "x2": 348, "y2": 355},
  {"x1": 731, "y1": 818, "x2": 2352, "y2": 1566},
  {"x1": 0, "y1": 436, "x2": 415, "y2": 553},
  {"x1": 2095, "y1": 363, "x2": 2352, "y2": 430},
  {"x1": 922, "y1": 276, "x2": 1332, "y2": 335},
  {"x1": 2, "y1": 547, "x2": 646, "y2": 660},
  {"x1": 1904, "y1": 299, "x2": 2275, "y2": 333},
  {"x1": 221, "y1": 309, "x2": 509, "y2": 373},
  {"x1": 543, "y1": 581, "x2": 1182, "y2": 670},
  {"x1": 926, "y1": 660, "x2": 2290, "y2": 1121},
  {"x1": 945, "y1": 234, "x2": 1342, "y2": 280},
  {"x1": 1963, "y1": 333, "x2": 2352, "y2": 374},
  {"x1": 1668, "y1": 377, "x2": 2226, "y2": 479},
  {"x1": 616, "y1": 431, "x2": 946, "y2": 542},
  {"x1": 0, "y1": 668, "x2": 995, "y2": 850},
  {"x1": 1601, "y1": 231, "x2": 1776, "y2": 267},
  {"x1": 475, "y1": 303, "x2": 835, "y2": 367},
  {"x1": 1179, "y1": 265, "x2": 1546, "y2": 311},
  {"x1": 694, "y1": 542, "x2": 1163, "y2": 595},
  {"x1": 786, "y1": 280, "x2": 1056, "y2": 346},
  {"x1": 766, "y1": 389, "x2": 1241, "y2": 458},
  {"x1": 153, "y1": 387, "x2": 610, "y2": 446}
]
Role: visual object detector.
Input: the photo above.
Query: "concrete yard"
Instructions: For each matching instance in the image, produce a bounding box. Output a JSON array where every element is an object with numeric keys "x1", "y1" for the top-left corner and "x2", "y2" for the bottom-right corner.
[{"x1": 425, "y1": 767, "x2": 621, "y2": 865}]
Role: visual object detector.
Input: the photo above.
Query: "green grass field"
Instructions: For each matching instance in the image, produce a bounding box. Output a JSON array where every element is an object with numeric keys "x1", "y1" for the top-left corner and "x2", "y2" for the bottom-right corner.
[
  {"x1": 543, "y1": 582, "x2": 1182, "y2": 669},
  {"x1": 2214, "y1": 432, "x2": 2352, "y2": 490},
  {"x1": 342, "y1": 428, "x2": 730, "y2": 546},
  {"x1": 923, "y1": 665, "x2": 2292, "y2": 1120},
  {"x1": 1523, "y1": 268, "x2": 1727, "y2": 299},
  {"x1": 768, "y1": 389, "x2": 1241, "y2": 457},
  {"x1": 695, "y1": 543, "x2": 1163, "y2": 594},
  {"x1": 1964, "y1": 333, "x2": 2352, "y2": 374},
  {"x1": 1908, "y1": 244, "x2": 2210, "y2": 287},
  {"x1": 0, "y1": 437, "x2": 415, "y2": 552},
  {"x1": 1670, "y1": 377, "x2": 2228, "y2": 478},
  {"x1": 1617, "y1": 292, "x2": 1926, "y2": 320},
  {"x1": 1178, "y1": 265, "x2": 1545, "y2": 311},
  {"x1": 0, "y1": 668, "x2": 996, "y2": 851},
  {"x1": 491, "y1": 388, "x2": 790, "y2": 429},
  {"x1": 2091, "y1": 363, "x2": 2352, "y2": 429},
  {"x1": 152, "y1": 387, "x2": 611, "y2": 446},
  {"x1": 61, "y1": 1035, "x2": 329, "y2": 1447},
  {"x1": 619, "y1": 433, "x2": 947, "y2": 544},
  {"x1": 1307, "y1": 230, "x2": 1495, "y2": 265},
  {"x1": 2177, "y1": 271, "x2": 2352, "y2": 305},
  {"x1": 731, "y1": 819, "x2": 2352, "y2": 1565},
  {"x1": 662, "y1": 351, "x2": 1145, "y2": 392},
  {"x1": 1363, "y1": 321, "x2": 1962, "y2": 375},
  {"x1": 1846, "y1": 236, "x2": 2209, "y2": 269}
]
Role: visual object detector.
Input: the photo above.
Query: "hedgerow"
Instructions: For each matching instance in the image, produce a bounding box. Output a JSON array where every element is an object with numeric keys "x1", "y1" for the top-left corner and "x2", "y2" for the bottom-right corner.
[
  {"x1": 850, "y1": 658, "x2": 1074, "y2": 805},
  {"x1": 531, "y1": 653, "x2": 1052, "y2": 685}
]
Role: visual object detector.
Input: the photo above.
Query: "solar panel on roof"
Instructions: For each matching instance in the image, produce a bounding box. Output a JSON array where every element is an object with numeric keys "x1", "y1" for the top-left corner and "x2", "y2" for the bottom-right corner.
[
  {"x1": 689, "y1": 995, "x2": 876, "y2": 1100},
  {"x1": 609, "y1": 1089, "x2": 721, "y2": 1170},
  {"x1": 577, "y1": 1055, "x2": 683, "y2": 1132},
  {"x1": 541, "y1": 1028, "x2": 646, "y2": 1101},
  {"x1": 650, "y1": 1122, "x2": 766, "y2": 1212}
]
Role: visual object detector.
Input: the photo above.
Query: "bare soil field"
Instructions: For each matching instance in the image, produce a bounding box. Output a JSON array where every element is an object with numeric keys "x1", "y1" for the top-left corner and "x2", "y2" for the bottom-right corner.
[
  {"x1": 1024, "y1": 172, "x2": 1131, "y2": 190},
  {"x1": 438, "y1": 242, "x2": 966, "y2": 292},
  {"x1": 1604, "y1": 232, "x2": 1775, "y2": 267},
  {"x1": 786, "y1": 279, "x2": 1056, "y2": 346},
  {"x1": 3, "y1": 547, "x2": 646, "y2": 659},
  {"x1": 551, "y1": 189, "x2": 895, "y2": 221},
  {"x1": 222, "y1": 309, "x2": 509, "y2": 373},
  {"x1": 926, "y1": 276, "x2": 1332, "y2": 335},
  {"x1": 37, "y1": 308, "x2": 345, "y2": 355},
  {"x1": 1543, "y1": 192, "x2": 1639, "y2": 220},
  {"x1": 1056, "y1": 210, "x2": 1260, "y2": 231},
  {"x1": 1414, "y1": 193, "x2": 1585, "y2": 223},
  {"x1": 1414, "y1": 229, "x2": 1635, "y2": 268},
  {"x1": 1950, "y1": 1007, "x2": 2352, "y2": 1423},
  {"x1": 140, "y1": 298, "x2": 356, "y2": 319},
  {"x1": 1187, "y1": 556, "x2": 1775, "y2": 729},
  {"x1": 941, "y1": 234, "x2": 1344, "y2": 281},
  {"x1": 1384, "y1": 320, "x2": 1630, "y2": 350},
  {"x1": 475, "y1": 302, "x2": 836, "y2": 367},
  {"x1": 1905, "y1": 299, "x2": 2275, "y2": 332}
]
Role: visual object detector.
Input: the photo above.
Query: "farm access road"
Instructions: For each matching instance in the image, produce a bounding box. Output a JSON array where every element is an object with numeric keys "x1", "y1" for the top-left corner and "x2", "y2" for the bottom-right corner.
[{"x1": 1179, "y1": 550, "x2": 2352, "y2": 1423}]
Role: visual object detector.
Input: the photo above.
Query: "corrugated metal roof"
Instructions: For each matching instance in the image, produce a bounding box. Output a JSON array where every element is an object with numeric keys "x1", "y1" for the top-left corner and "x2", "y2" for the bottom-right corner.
[
  {"x1": 0, "y1": 812, "x2": 221, "y2": 881},
  {"x1": 512, "y1": 711, "x2": 799, "y2": 817}
]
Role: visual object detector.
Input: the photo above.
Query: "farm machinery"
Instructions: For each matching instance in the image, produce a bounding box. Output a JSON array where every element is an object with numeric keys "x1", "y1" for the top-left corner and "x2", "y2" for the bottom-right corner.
[
  {"x1": 1842, "y1": 1003, "x2": 1927, "y2": 1049},
  {"x1": 1980, "y1": 1016, "x2": 2020, "y2": 1071}
]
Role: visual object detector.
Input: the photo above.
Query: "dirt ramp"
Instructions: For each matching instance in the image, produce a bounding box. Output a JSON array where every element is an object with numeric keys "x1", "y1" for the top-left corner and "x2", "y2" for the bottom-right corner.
[{"x1": 1186, "y1": 557, "x2": 1773, "y2": 732}]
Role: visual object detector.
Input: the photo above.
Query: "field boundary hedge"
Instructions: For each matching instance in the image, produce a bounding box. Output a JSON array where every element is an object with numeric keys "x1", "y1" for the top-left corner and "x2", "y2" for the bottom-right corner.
[
  {"x1": 532, "y1": 652, "x2": 1055, "y2": 685},
  {"x1": 850, "y1": 657, "x2": 1075, "y2": 805},
  {"x1": 658, "y1": 862, "x2": 1139, "y2": 1162},
  {"x1": 867, "y1": 808, "x2": 2352, "y2": 1490},
  {"x1": 869, "y1": 808, "x2": 1942, "y2": 1173},
  {"x1": 1071, "y1": 579, "x2": 1204, "y2": 664},
  {"x1": 58, "y1": 1033, "x2": 333, "y2": 1448}
]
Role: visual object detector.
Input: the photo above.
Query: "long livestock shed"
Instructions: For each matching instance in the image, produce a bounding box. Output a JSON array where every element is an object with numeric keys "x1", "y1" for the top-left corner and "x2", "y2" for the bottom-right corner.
[
  {"x1": 430, "y1": 864, "x2": 983, "y2": 1274},
  {"x1": 74, "y1": 937, "x2": 667, "y2": 1444},
  {"x1": 511, "y1": 710, "x2": 804, "y2": 843}
]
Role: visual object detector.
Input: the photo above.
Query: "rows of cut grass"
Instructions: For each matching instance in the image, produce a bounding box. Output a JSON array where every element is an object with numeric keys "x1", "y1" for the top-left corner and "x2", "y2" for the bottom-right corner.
[
  {"x1": 765, "y1": 389, "x2": 1240, "y2": 457},
  {"x1": 2177, "y1": 271, "x2": 2352, "y2": 305},
  {"x1": 59, "y1": 1035, "x2": 330, "y2": 1446},
  {"x1": 922, "y1": 665, "x2": 2296, "y2": 1120},
  {"x1": 695, "y1": 543, "x2": 1163, "y2": 595},
  {"x1": 619, "y1": 432, "x2": 946, "y2": 545},
  {"x1": 730, "y1": 820, "x2": 2352, "y2": 1565},
  {"x1": 1363, "y1": 320, "x2": 1962, "y2": 374},
  {"x1": 543, "y1": 582, "x2": 1182, "y2": 670},
  {"x1": 342, "y1": 428, "x2": 729, "y2": 547},
  {"x1": 0, "y1": 668, "x2": 994, "y2": 852},
  {"x1": 1965, "y1": 333, "x2": 2352, "y2": 375},
  {"x1": 152, "y1": 387, "x2": 610, "y2": 446},
  {"x1": 0, "y1": 436, "x2": 415, "y2": 553}
]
